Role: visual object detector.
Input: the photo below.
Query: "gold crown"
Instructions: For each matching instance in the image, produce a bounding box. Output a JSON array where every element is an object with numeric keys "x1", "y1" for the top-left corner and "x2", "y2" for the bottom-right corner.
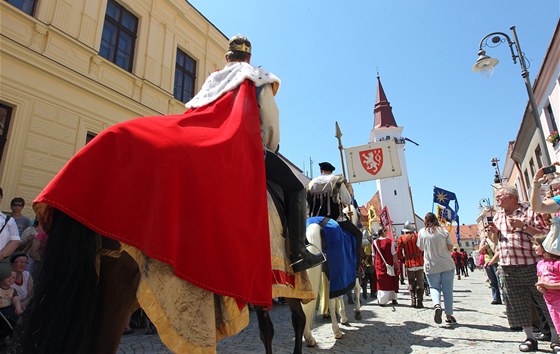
[{"x1": 229, "y1": 42, "x2": 251, "y2": 54}]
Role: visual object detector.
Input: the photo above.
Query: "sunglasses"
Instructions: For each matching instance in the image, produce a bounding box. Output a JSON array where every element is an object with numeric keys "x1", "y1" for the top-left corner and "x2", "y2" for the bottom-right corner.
[{"x1": 11, "y1": 204, "x2": 23, "y2": 207}]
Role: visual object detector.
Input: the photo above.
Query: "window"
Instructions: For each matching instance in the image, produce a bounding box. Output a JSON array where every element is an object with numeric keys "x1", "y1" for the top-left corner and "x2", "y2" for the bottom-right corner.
[
  {"x1": 535, "y1": 146, "x2": 543, "y2": 168},
  {"x1": 529, "y1": 158, "x2": 536, "y2": 176},
  {"x1": 4, "y1": 0, "x2": 36, "y2": 15},
  {"x1": 544, "y1": 101, "x2": 558, "y2": 135},
  {"x1": 85, "y1": 132, "x2": 97, "y2": 145},
  {"x1": 173, "y1": 49, "x2": 197, "y2": 102},
  {"x1": 524, "y1": 169, "x2": 531, "y2": 192},
  {"x1": 0, "y1": 104, "x2": 13, "y2": 165},
  {"x1": 100, "y1": 0, "x2": 138, "y2": 72}
]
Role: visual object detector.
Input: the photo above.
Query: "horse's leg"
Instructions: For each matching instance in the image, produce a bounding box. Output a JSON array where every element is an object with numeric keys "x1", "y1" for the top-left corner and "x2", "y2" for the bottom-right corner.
[
  {"x1": 327, "y1": 297, "x2": 343, "y2": 339},
  {"x1": 93, "y1": 238, "x2": 140, "y2": 353},
  {"x1": 302, "y1": 224, "x2": 322, "y2": 347},
  {"x1": 255, "y1": 307, "x2": 273, "y2": 354},
  {"x1": 354, "y1": 279, "x2": 362, "y2": 321},
  {"x1": 286, "y1": 298, "x2": 305, "y2": 354},
  {"x1": 337, "y1": 296, "x2": 349, "y2": 326}
]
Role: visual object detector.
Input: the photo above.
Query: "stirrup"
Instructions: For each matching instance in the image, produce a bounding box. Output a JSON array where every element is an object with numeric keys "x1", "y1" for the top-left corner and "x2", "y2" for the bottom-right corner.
[{"x1": 290, "y1": 243, "x2": 326, "y2": 272}]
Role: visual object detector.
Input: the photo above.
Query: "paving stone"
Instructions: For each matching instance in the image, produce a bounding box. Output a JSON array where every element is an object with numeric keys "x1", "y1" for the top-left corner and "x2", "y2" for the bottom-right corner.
[{"x1": 119, "y1": 270, "x2": 529, "y2": 353}]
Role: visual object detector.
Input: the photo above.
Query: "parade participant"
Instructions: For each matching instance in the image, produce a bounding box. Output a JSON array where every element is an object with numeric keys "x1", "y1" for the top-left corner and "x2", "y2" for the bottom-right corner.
[
  {"x1": 372, "y1": 228, "x2": 398, "y2": 305},
  {"x1": 451, "y1": 247, "x2": 462, "y2": 280},
  {"x1": 31, "y1": 34, "x2": 326, "y2": 313},
  {"x1": 307, "y1": 162, "x2": 362, "y2": 275},
  {"x1": 486, "y1": 185, "x2": 555, "y2": 352},
  {"x1": 396, "y1": 221, "x2": 425, "y2": 308},
  {"x1": 417, "y1": 212, "x2": 456, "y2": 324},
  {"x1": 186, "y1": 35, "x2": 324, "y2": 272}
]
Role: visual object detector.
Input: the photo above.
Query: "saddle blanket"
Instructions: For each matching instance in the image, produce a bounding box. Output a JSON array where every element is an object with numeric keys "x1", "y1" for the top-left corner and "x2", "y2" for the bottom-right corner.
[{"x1": 307, "y1": 217, "x2": 356, "y2": 298}]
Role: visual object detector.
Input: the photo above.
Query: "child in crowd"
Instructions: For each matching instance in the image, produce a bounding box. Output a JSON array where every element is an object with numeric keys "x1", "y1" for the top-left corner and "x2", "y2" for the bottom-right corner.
[
  {"x1": 533, "y1": 234, "x2": 560, "y2": 353},
  {"x1": 0, "y1": 263, "x2": 22, "y2": 343}
]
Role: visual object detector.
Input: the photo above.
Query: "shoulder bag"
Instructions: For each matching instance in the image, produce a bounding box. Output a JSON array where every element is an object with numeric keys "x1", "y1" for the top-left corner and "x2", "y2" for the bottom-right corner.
[{"x1": 373, "y1": 239, "x2": 396, "y2": 277}]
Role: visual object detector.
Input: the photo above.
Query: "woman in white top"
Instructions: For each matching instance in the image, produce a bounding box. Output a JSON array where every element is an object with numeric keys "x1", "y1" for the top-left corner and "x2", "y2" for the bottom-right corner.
[{"x1": 417, "y1": 212, "x2": 456, "y2": 324}]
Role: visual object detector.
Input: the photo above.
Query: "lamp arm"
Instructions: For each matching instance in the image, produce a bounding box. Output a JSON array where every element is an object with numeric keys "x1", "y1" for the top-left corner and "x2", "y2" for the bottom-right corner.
[{"x1": 478, "y1": 31, "x2": 517, "y2": 65}]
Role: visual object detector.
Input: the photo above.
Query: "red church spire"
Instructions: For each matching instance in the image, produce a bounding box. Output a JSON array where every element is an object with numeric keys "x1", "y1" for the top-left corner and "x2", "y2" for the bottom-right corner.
[{"x1": 373, "y1": 75, "x2": 398, "y2": 129}]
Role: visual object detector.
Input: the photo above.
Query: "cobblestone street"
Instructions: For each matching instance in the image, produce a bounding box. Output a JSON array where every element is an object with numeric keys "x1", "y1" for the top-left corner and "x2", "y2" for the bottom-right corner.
[{"x1": 119, "y1": 269, "x2": 541, "y2": 353}]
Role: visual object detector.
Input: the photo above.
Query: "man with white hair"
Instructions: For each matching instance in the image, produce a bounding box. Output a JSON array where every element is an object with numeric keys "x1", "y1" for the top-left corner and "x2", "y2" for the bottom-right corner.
[{"x1": 486, "y1": 186, "x2": 557, "y2": 352}]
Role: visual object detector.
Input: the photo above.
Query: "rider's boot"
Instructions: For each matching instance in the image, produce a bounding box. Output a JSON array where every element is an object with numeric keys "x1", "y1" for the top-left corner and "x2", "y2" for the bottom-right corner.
[{"x1": 288, "y1": 189, "x2": 326, "y2": 273}]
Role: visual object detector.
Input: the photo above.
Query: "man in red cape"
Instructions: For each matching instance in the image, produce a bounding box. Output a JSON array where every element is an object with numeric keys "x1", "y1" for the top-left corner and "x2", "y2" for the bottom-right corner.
[{"x1": 34, "y1": 35, "x2": 324, "y2": 308}]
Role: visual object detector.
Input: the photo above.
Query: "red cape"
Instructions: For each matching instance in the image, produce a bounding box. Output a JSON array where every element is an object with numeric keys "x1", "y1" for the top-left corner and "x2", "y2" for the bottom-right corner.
[{"x1": 35, "y1": 80, "x2": 272, "y2": 307}]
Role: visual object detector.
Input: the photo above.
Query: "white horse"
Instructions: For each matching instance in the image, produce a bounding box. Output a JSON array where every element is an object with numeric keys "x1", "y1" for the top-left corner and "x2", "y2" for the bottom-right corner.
[{"x1": 302, "y1": 205, "x2": 363, "y2": 346}]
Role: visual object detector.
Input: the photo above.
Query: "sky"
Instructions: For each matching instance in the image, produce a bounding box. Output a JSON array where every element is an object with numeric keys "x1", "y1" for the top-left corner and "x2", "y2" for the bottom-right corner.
[{"x1": 187, "y1": 0, "x2": 560, "y2": 225}]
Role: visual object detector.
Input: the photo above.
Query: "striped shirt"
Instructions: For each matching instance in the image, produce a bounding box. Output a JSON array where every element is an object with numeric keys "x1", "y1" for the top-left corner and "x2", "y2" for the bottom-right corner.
[
  {"x1": 396, "y1": 233, "x2": 424, "y2": 268},
  {"x1": 494, "y1": 203, "x2": 547, "y2": 266}
]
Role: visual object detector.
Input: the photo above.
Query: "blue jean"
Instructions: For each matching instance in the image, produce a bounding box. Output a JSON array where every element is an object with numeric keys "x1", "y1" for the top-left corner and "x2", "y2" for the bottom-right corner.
[
  {"x1": 484, "y1": 263, "x2": 501, "y2": 303},
  {"x1": 426, "y1": 269, "x2": 454, "y2": 315}
]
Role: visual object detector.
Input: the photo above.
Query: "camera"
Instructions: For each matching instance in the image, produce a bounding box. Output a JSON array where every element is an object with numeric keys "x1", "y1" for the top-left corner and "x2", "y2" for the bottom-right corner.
[{"x1": 543, "y1": 165, "x2": 556, "y2": 174}]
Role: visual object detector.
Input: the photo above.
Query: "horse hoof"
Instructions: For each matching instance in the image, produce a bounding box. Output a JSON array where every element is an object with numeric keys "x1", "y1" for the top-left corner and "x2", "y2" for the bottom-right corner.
[
  {"x1": 341, "y1": 320, "x2": 350, "y2": 326},
  {"x1": 354, "y1": 311, "x2": 362, "y2": 321},
  {"x1": 305, "y1": 338, "x2": 317, "y2": 347},
  {"x1": 335, "y1": 333, "x2": 343, "y2": 339}
]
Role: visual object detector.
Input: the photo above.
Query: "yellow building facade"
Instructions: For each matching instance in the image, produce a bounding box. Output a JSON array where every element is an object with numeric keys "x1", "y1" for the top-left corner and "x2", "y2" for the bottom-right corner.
[{"x1": 0, "y1": 0, "x2": 228, "y2": 217}]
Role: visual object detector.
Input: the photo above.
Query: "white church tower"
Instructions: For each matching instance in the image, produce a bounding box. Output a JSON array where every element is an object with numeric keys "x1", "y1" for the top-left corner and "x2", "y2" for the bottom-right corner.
[{"x1": 370, "y1": 76, "x2": 416, "y2": 235}]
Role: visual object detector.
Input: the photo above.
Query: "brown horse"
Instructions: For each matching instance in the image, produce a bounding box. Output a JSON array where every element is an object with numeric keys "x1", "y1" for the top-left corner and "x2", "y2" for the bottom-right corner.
[{"x1": 12, "y1": 191, "x2": 314, "y2": 354}]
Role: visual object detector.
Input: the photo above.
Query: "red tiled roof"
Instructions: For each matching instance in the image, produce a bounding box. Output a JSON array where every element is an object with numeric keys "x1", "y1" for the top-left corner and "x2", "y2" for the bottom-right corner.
[{"x1": 448, "y1": 224, "x2": 479, "y2": 244}]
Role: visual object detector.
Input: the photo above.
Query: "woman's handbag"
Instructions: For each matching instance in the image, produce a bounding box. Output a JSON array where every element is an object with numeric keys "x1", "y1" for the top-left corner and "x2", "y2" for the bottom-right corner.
[
  {"x1": 373, "y1": 240, "x2": 396, "y2": 277},
  {"x1": 543, "y1": 217, "x2": 560, "y2": 256}
]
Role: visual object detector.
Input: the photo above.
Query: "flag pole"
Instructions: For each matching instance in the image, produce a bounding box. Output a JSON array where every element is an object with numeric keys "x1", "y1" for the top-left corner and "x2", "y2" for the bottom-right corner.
[
  {"x1": 409, "y1": 186, "x2": 419, "y2": 233},
  {"x1": 335, "y1": 121, "x2": 347, "y2": 181}
]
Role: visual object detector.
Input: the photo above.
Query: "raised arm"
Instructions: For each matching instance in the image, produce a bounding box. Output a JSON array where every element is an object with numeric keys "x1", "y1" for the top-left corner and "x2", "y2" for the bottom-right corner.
[{"x1": 531, "y1": 164, "x2": 560, "y2": 214}]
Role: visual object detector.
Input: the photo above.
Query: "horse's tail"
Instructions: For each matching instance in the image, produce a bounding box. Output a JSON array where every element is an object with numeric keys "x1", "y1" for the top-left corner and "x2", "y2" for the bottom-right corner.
[{"x1": 14, "y1": 209, "x2": 100, "y2": 354}]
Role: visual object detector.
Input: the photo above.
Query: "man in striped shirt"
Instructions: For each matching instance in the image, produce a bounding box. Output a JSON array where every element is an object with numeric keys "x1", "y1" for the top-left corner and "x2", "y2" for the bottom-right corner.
[
  {"x1": 396, "y1": 221, "x2": 425, "y2": 308},
  {"x1": 486, "y1": 186, "x2": 556, "y2": 352}
]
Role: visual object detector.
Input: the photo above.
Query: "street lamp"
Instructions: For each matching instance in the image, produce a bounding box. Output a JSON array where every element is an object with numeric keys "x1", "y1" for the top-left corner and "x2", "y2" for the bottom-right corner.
[
  {"x1": 478, "y1": 198, "x2": 491, "y2": 210},
  {"x1": 491, "y1": 157, "x2": 503, "y2": 185},
  {"x1": 473, "y1": 26, "x2": 550, "y2": 165}
]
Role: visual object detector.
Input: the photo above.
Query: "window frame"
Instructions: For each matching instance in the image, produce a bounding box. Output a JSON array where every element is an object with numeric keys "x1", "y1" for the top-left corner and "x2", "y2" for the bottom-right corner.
[
  {"x1": 0, "y1": 103, "x2": 13, "y2": 166},
  {"x1": 99, "y1": 0, "x2": 138, "y2": 73},
  {"x1": 173, "y1": 49, "x2": 197, "y2": 103},
  {"x1": 5, "y1": 0, "x2": 37, "y2": 16}
]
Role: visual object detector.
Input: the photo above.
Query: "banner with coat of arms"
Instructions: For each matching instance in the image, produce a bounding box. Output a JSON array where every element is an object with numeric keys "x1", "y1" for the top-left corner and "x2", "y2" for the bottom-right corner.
[{"x1": 344, "y1": 140, "x2": 402, "y2": 183}]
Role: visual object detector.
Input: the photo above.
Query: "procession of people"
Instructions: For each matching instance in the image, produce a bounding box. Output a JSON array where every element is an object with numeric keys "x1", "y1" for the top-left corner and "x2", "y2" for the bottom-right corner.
[{"x1": 1, "y1": 31, "x2": 559, "y2": 354}]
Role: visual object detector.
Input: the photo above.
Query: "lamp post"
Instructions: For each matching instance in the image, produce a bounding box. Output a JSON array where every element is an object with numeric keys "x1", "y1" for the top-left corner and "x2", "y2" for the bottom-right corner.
[
  {"x1": 473, "y1": 26, "x2": 550, "y2": 165},
  {"x1": 491, "y1": 157, "x2": 503, "y2": 185}
]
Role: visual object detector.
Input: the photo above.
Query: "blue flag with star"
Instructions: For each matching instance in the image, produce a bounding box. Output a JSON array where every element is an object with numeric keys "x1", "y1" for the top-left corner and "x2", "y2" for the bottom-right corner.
[
  {"x1": 433, "y1": 186, "x2": 461, "y2": 244},
  {"x1": 433, "y1": 186, "x2": 459, "y2": 214}
]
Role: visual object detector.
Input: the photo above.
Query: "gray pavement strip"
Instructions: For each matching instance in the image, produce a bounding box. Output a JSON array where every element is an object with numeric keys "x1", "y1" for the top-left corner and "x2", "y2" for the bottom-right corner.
[{"x1": 119, "y1": 269, "x2": 531, "y2": 353}]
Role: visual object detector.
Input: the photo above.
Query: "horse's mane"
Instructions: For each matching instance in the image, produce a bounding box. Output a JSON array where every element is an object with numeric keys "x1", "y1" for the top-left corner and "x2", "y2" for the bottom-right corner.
[{"x1": 13, "y1": 210, "x2": 100, "y2": 354}]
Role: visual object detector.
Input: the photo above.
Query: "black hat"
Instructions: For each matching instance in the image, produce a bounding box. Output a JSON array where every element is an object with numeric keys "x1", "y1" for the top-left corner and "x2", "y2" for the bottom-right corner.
[{"x1": 319, "y1": 162, "x2": 335, "y2": 172}]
